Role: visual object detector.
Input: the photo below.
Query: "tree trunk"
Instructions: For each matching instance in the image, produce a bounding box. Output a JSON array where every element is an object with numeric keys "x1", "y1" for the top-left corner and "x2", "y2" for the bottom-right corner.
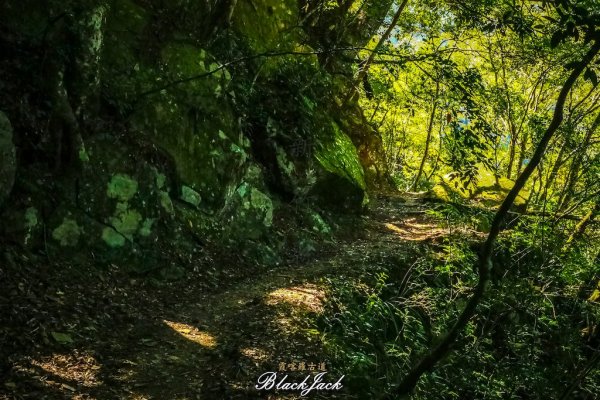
[
  {"x1": 538, "y1": 139, "x2": 567, "y2": 205},
  {"x1": 563, "y1": 200, "x2": 599, "y2": 251},
  {"x1": 411, "y1": 81, "x2": 440, "y2": 191},
  {"x1": 70, "y1": 3, "x2": 109, "y2": 132},
  {"x1": 344, "y1": 0, "x2": 409, "y2": 104},
  {"x1": 559, "y1": 112, "x2": 600, "y2": 210},
  {"x1": 506, "y1": 122, "x2": 517, "y2": 179},
  {"x1": 516, "y1": 128, "x2": 529, "y2": 176},
  {"x1": 387, "y1": 39, "x2": 600, "y2": 399}
]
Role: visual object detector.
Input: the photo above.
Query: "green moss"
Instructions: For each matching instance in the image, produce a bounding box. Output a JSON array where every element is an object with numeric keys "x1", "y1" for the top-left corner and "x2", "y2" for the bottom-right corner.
[
  {"x1": 430, "y1": 184, "x2": 451, "y2": 202},
  {"x1": 316, "y1": 122, "x2": 367, "y2": 191},
  {"x1": 232, "y1": 183, "x2": 275, "y2": 240},
  {"x1": 276, "y1": 147, "x2": 295, "y2": 177},
  {"x1": 107, "y1": 174, "x2": 138, "y2": 201},
  {"x1": 109, "y1": 205, "x2": 142, "y2": 240},
  {"x1": 430, "y1": 177, "x2": 471, "y2": 203},
  {"x1": 155, "y1": 172, "x2": 167, "y2": 190},
  {"x1": 52, "y1": 218, "x2": 83, "y2": 247},
  {"x1": 431, "y1": 171, "x2": 530, "y2": 207},
  {"x1": 78, "y1": 146, "x2": 90, "y2": 163},
  {"x1": 160, "y1": 43, "x2": 230, "y2": 100},
  {"x1": 232, "y1": 0, "x2": 299, "y2": 52},
  {"x1": 102, "y1": 227, "x2": 126, "y2": 247},
  {"x1": 474, "y1": 171, "x2": 529, "y2": 207},
  {"x1": 309, "y1": 212, "x2": 331, "y2": 234},
  {"x1": 181, "y1": 185, "x2": 201, "y2": 207},
  {"x1": 130, "y1": 44, "x2": 244, "y2": 208},
  {"x1": 162, "y1": 43, "x2": 207, "y2": 76},
  {"x1": 25, "y1": 207, "x2": 38, "y2": 228},
  {"x1": 159, "y1": 190, "x2": 174, "y2": 213},
  {"x1": 138, "y1": 218, "x2": 155, "y2": 237},
  {"x1": 249, "y1": 187, "x2": 274, "y2": 227}
]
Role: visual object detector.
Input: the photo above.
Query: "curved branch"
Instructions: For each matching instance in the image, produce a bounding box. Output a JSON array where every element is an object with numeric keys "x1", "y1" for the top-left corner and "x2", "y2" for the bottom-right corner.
[{"x1": 388, "y1": 38, "x2": 600, "y2": 398}]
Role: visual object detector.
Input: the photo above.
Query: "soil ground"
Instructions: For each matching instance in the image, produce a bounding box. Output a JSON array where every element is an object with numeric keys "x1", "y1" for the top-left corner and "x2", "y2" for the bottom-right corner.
[{"x1": 1, "y1": 194, "x2": 467, "y2": 399}]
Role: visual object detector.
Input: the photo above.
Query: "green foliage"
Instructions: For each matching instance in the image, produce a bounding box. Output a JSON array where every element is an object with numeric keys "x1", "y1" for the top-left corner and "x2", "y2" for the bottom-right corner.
[
  {"x1": 318, "y1": 273, "x2": 414, "y2": 398},
  {"x1": 360, "y1": 0, "x2": 600, "y2": 210},
  {"x1": 318, "y1": 238, "x2": 479, "y2": 397},
  {"x1": 317, "y1": 206, "x2": 600, "y2": 399}
]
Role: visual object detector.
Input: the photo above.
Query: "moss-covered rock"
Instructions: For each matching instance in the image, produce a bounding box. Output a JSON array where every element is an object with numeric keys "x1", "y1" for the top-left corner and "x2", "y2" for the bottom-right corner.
[
  {"x1": 58, "y1": 136, "x2": 180, "y2": 262},
  {"x1": 316, "y1": 121, "x2": 366, "y2": 190},
  {"x1": 109, "y1": 203, "x2": 143, "y2": 241},
  {"x1": 101, "y1": 227, "x2": 126, "y2": 248},
  {"x1": 228, "y1": 182, "x2": 275, "y2": 240},
  {"x1": 102, "y1": 5, "x2": 248, "y2": 211},
  {"x1": 307, "y1": 211, "x2": 331, "y2": 234},
  {"x1": 130, "y1": 43, "x2": 248, "y2": 210},
  {"x1": 428, "y1": 173, "x2": 472, "y2": 203},
  {"x1": 472, "y1": 172, "x2": 529, "y2": 210},
  {"x1": 0, "y1": 0, "x2": 390, "y2": 277},
  {"x1": 312, "y1": 121, "x2": 367, "y2": 211},
  {"x1": 232, "y1": 0, "x2": 300, "y2": 52},
  {"x1": 180, "y1": 185, "x2": 202, "y2": 207},
  {"x1": 204, "y1": 173, "x2": 283, "y2": 266},
  {"x1": 334, "y1": 101, "x2": 391, "y2": 188}
]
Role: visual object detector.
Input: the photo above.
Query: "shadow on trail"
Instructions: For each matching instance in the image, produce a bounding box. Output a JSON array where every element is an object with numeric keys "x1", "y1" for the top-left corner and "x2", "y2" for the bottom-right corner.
[
  {"x1": 2, "y1": 194, "x2": 421, "y2": 400},
  {"x1": 2, "y1": 248, "x2": 340, "y2": 399}
]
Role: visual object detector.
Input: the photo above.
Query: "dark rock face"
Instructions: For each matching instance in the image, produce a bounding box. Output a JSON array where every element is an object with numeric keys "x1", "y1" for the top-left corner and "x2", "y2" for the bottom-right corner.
[
  {"x1": 0, "y1": 0, "x2": 384, "y2": 269},
  {"x1": 0, "y1": 111, "x2": 16, "y2": 208}
]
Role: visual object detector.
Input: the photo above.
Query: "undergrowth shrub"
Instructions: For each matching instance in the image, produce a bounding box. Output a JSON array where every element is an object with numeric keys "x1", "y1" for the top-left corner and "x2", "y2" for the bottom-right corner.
[{"x1": 316, "y1": 206, "x2": 600, "y2": 399}]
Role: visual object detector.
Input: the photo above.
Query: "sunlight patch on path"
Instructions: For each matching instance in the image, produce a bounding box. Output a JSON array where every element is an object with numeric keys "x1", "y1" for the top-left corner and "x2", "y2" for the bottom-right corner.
[
  {"x1": 385, "y1": 219, "x2": 449, "y2": 242},
  {"x1": 8, "y1": 352, "x2": 102, "y2": 398},
  {"x1": 265, "y1": 284, "x2": 325, "y2": 313},
  {"x1": 383, "y1": 213, "x2": 486, "y2": 242},
  {"x1": 240, "y1": 346, "x2": 270, "y2": 362},
  {"x1": 163, "y1": 320, "x2": 217, "y2": 349},
  {"x1": 30, "y1": 353, "x2": 101, "y2": 388}
]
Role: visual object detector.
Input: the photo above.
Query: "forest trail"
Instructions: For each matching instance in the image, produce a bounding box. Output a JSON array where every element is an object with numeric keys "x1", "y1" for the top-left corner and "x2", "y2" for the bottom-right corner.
[{"x1": 2, "y1": 194, "x2": 477, "y2": 400}]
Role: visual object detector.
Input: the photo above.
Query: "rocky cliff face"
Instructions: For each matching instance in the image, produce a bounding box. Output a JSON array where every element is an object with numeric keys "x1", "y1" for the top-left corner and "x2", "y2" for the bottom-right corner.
[
  {"x1": 0, "y1": 112, "x2": 16, "y2": 207},
  {"x1": 0, "y1": 0, "x2": 391, "y2": 273}
]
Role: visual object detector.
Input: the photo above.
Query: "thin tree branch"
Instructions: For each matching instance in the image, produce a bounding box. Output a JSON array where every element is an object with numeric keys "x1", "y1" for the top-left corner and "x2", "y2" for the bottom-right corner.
[{"x1": 387, "y1": 38, "x2": 600, "y2": 399}]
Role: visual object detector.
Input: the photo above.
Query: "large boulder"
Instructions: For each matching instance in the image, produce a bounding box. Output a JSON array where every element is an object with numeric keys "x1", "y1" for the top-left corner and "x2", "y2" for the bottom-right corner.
[
  {"x1": 129, "y1": 43, "x2": 246, "y2": 211},
  {"x1": 0, "y1": 111, "x2": 16, "y2": 208},
  {"x1": 232, "y1": 0, "x2": 300, "y2": 52},
  {"x1": 241, "y1": 59, "x2": 369, "y2": 213},
  {"x1": 312, "y1": 121, "x2": 368, "y2": 211},
  {"x1": 43, "y1": 136, "x2": 185, "y2": 272}
]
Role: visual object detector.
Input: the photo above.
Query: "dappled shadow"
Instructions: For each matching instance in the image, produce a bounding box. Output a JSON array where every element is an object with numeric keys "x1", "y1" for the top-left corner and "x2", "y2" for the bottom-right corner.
[
  {"x1": 382, "y1": 217, "x2": 484, "y2": 242},
  {"x1": 1, "y1": 194, "x2": 476, "y2": 400},
  {"x1": 1, "y1": 244, "x2": 343, "y2": 399}
]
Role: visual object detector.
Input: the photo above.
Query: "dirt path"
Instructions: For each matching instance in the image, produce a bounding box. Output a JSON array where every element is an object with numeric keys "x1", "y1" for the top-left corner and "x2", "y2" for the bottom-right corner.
[{"x1": 2, "y1": 194, "x2": 457, "y2": 400}]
